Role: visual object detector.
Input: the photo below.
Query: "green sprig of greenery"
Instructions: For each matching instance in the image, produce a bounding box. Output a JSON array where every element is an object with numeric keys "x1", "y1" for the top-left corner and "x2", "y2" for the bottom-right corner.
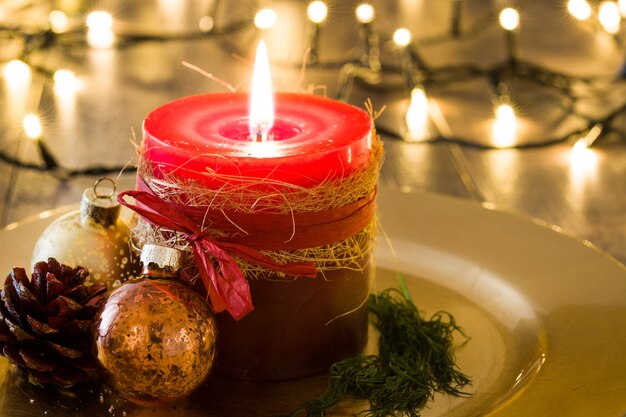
[{"x1": 285, "y1": 283, "x2": 471, "y2": 417}]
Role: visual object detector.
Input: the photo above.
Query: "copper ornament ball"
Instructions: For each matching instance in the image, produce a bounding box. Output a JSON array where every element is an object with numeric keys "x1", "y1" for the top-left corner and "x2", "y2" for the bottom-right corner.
[{"x1": 93, "y1": 278, "x2": 218, "y2": 406}]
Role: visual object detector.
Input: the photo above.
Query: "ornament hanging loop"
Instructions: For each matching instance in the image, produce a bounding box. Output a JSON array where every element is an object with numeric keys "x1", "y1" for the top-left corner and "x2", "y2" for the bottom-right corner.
[
  {"x1": 94, "y1": 177, "x2": 117, "y2": 199},
  {"x1": 81, "y1": 177, "x2": 120, "y2": 227}
]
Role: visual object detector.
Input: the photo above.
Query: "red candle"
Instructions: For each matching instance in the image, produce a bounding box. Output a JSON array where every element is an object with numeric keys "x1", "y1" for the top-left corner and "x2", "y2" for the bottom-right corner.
[
  {"x1": 143, "y1": 92, "x2": 372, "y2": 188},
  {"x1": 128, "y1": 41, "x2": 379, "y2": 380}
]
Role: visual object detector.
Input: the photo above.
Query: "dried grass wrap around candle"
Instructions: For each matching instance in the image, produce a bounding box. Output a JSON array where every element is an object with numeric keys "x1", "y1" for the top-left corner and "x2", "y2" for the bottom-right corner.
[
  {"x1": 133, "y1": 137, "x2": 381, "y2": 276},
  {"x1": 128, "y1": 123, "x2": 382, "y2": 379}
]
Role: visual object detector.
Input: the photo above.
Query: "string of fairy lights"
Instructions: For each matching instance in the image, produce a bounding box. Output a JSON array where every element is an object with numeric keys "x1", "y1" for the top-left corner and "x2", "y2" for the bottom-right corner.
[
  {"x1": 334, "y1": 1, "x2": 626, "y2": 149},
  {"x1": 1, "y1": 0, "x2": 626, "y2": 180}
]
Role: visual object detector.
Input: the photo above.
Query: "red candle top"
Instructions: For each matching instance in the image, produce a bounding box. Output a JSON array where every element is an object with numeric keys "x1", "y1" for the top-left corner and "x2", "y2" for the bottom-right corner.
[{"x1": 142, "y1": 92, "x2": 373, "y2": 188}]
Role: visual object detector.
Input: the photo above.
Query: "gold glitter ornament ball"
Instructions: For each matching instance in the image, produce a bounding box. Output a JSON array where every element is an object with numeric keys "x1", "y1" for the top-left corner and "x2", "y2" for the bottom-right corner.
[{"x1": 93, "y1": 278, "x2": 218, "y2": 406}]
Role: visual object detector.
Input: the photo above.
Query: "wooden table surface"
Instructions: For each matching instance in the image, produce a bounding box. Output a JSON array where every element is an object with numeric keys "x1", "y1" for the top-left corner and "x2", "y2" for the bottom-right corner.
[{"x1": 1, "y1": 0, "x2": 625, "y2": 268}]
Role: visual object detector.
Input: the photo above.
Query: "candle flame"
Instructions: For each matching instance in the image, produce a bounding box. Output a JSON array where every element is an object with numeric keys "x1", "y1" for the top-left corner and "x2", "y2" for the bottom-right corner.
[{"x1": 249, "y1": 39, "x2": 274, "y2": 141}]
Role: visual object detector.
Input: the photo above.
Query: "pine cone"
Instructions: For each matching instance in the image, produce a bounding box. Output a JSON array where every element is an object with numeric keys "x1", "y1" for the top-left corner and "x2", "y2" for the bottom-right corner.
[{"x1": 0, "y1": 258, "x2": 107, "y2": 389}]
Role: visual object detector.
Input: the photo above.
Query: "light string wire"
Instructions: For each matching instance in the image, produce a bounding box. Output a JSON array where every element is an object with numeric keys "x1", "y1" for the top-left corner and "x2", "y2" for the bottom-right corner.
[
  {"x1": 332, "y1": 2, "x2": 626, "y2": 148},
  {"x1": 0, "y1": 1, "x2": 625, "y2": 181},
  {"x1": 0, "y1": 3, "x2": 252, "y2": 178}
]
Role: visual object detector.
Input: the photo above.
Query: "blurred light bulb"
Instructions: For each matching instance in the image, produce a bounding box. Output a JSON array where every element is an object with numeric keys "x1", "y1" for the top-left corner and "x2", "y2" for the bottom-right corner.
[
  {"x1": 393, "y1": 28, "x2": 412, "y2": 47},
  {"x1": 405, "y1": 87, "x2": 429, "y2": 142},
  {"x1": 599, "y1": 1, "x2": 621, "y2": 34},
  {"x1": 575, "y1": 123, "x2": 603, "y2": 149},
  {"x1": 254, "y1": 8, "x2": 277, "y2": 29},
  {"x1": 54, "y1": 69, "x2": 78, "y2": 128},
  {"x1": 23, "y1": 114, "x2": 42, "y2": 139},
  {"x1": 3, "y1": 60, "x2": 31, "y2": 123},
  {"x1": 87, "y1": 11, "x2": 115, "y2": 48},
  {"x1": 307, "y1": 1, "x2": 328, "y2": 24},
  {"x1": 568, "y1": 0, "x2": 592, "y2": 20},
  {"x1": 53, "y1": 69, "x2": 75, "y2": 86},
  {"x1": 87, "y1": 29, "x2": 114, "y2": 48},
  {"x1": 86, "y1": 11, "x2": 113, "y2": 31},
  {"x1": 620, "y1": 0, "x2": 626, "y2": 16},
  {"x1": 499, "y1": 7, "x2": 520, "y2": 30},
  {"x1": 570, "y1": 139, "x2": 598, "y2": 173},
  {"x1": 49, "y1": 10, "x2": 69, "y2": 32},
  {"x1": 492, "y1": 103, "x2": 517, "y2": 148},
  {"x1": 3, "y1": 60, "x2": 31, "y2": 84},
  {"x1": 573, "y1": 137, "x2": 591, "y2": 151},
  {"x1": 198, "y1": 16, "x2": 214, "y2": 32},
  {"x1": 356, "y1": 4, "x2": 375, "y2": 24},
  {"x1": 53, "y1": 69, "x2": 78, "y2": 94}
]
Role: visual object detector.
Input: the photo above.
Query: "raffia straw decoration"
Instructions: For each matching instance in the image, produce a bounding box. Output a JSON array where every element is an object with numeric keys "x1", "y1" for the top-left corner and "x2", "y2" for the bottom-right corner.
[{"x1": 131, "y1": 124, "x2": 383, "y2": 281}]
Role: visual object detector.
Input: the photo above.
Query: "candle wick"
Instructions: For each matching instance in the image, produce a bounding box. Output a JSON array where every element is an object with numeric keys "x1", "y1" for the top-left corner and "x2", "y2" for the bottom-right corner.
[{"x1": 253, "y1": 124, "x2": 270, "y2": 142}]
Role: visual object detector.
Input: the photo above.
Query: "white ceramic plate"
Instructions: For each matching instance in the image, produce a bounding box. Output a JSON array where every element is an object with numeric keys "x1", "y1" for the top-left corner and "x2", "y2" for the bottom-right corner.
[{"x1": 0, "y1": 187, "x2": 625, "y2": 417}]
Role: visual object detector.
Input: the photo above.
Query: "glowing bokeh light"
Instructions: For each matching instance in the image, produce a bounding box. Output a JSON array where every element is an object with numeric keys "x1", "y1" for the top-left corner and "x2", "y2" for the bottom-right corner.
[
  {"x1": 307, "y1": 1, "x2": 328, "y2": 24},
  {"x1": 570, "y1": 139, "x2": 598, "y2": 186},
  {"x1": 86, "y1": 11, "x2": 113, "y2": 31},
  {"x1": 393, "y1": 28, "x2": 412, "y2": 47},
  {"x1": 53, "y1": 69, "x2": 78, "y2": 95},
  {"x1": 48, "y1": 10, "x2": 69, "y2": 32},
  {"x1": 87, "y1": 29, "x2": 115, "y2": 48},
  {"x1": 198, "y1": 16, "x2": 214, "y2": 32},
  {"x1": 405, "y1": 87, "x2": 429, "y2": 142},
  {"x1": 567, "y1": 0, "x2": 592, "y2": 20},
  {"x1": 3, "y1": 60, "x2": 31, "y2": 84},
  {"x1": 356, "y1": 4, "x2": 375, "y2": 24},
  {"x1": 23, "y1": 114, "x2": 42, "y2": 139},
  {"x1": 599, "y1": 1, "x2": 621, "y2": 34},
  {"x1": 492, "y1": 104, "x2": 517, "y2": 148},
  {"x1": 87, "y1": 11, "x2": 114, "y2": 48},
  {"x1": 499, "y1": 7, "x2": 520, "y2": 31},
  {"x1": 254, "y1": 8, "x2": 277, "y2": 29}
]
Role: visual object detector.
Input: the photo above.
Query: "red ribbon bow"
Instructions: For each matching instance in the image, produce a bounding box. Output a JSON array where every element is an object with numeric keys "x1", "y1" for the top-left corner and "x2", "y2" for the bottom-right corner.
[{"x1": 118, "y1": 190, "x2": 317, "y2": 321}]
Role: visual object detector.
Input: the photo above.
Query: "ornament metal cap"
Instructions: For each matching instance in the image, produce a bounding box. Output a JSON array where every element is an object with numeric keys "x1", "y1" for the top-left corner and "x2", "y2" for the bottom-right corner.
[
  {"x1": 80, "y1": 177, "x2": 121, "y2": 227},
  {"x1": 140, "y1": 244, "x2": 184, "y2": 278}
]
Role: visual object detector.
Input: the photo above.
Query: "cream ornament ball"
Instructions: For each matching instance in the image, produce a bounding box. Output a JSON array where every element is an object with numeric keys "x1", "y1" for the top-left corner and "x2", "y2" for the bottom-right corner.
[{"x1": 31, "y1": 178, "x2": 139, "y2": 289}]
